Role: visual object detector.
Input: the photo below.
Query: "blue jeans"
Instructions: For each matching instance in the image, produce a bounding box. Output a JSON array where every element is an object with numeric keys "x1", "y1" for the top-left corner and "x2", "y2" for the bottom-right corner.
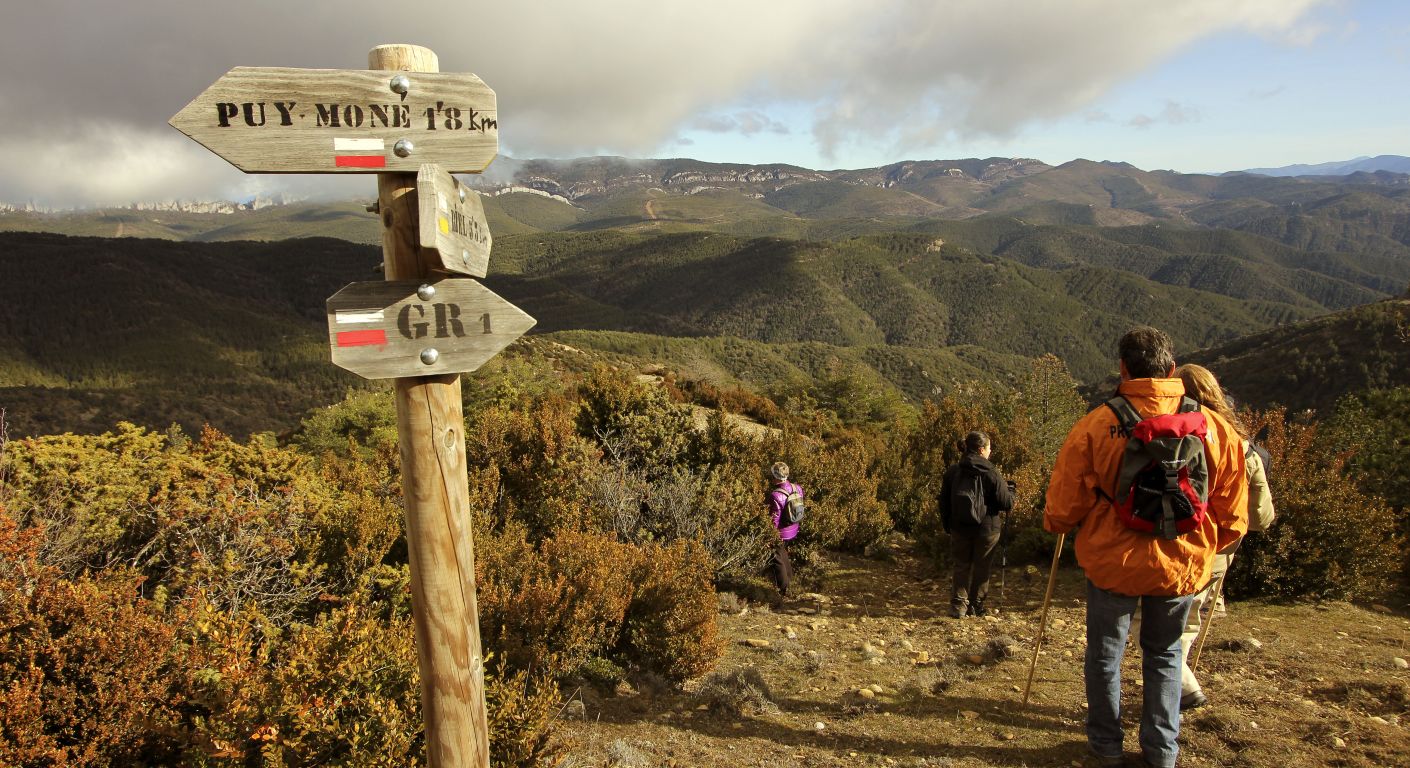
[{"x1": 1084, "y1": 580, "x2": 1194, "y2": 768}]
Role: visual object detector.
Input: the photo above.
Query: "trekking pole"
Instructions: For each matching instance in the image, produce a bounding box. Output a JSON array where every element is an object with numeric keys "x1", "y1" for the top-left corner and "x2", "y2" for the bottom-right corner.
[
  {"x1": 1189, "y1": 568, "x2": 1229, "y2": 672},
  {"x1": 1023, "y1": 532, "x2": 1065, "y2": 706},
  {"x1": 1191, "y1": 542, "x2": 1241, "y2": 671},
  {"x1": 1000, "y1": 543, "x2": 1007, "y2": 608}
]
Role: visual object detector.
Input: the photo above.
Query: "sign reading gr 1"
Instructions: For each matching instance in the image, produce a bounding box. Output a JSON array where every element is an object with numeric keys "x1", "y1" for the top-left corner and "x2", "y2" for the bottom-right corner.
[
  {"x1": 170, "y1": 66, "x2": 497, "y2": 173},
  {"x1": 418, "y1": 164, "x2": 491, "y2": 277},
  {"x1": 327, "y1": 280, "x2": 534, "y2": 380}
]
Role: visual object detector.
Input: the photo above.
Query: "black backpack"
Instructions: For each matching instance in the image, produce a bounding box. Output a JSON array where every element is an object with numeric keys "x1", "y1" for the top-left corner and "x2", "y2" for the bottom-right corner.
[
  {"x1": 950, "y1": 471, "x2": 988, "y2": 527},
  {"x1": 1247, "y1": 441, "x2": 1272, "y2": 475},
  {"x1": 774, "y1": 484, "x2": 805, "y2": 527}
]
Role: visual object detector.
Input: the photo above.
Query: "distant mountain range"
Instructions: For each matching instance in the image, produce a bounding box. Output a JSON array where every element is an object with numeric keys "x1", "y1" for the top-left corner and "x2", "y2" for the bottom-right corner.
[
  {"x1": 1235, "y1": 155, "x2": 1410, "y2": 177},
  {"x1": 3, "y1": 153, "x2": 1408, "y2": 436}
]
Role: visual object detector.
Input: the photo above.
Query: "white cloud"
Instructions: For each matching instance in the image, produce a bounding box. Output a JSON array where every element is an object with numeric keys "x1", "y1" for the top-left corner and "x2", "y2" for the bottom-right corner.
[
  {"x1": 690, "y1": 111, "x2": 791, "y2": 136},
  {"x1": 0, "y1": 0, "x2": 1333, "y2": 205},
  {"x1": 1127, "y1": 101, "x2": 1203, "y2": 129}
]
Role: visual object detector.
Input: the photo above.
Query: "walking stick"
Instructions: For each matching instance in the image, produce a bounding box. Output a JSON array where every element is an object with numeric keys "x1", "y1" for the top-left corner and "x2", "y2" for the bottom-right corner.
[
  {"x1": 1023, "y1": 532, "x2": 1065, "y2": 706},
  {"x1": 1189, "y1": 568, "x2": 1228, "y2": 672},
  {"x1": 1191, "y1": 543, "x2": 1241, "y2": 672},
  {"x1": 1000, "y1": 543, "x2": 1007, "y2": 608}
]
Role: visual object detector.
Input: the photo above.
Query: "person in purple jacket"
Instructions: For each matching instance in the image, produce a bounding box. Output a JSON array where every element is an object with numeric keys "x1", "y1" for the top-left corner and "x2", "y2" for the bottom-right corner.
[{"x1": 767, "y1": 461, "x2": 803, "y2": 598}]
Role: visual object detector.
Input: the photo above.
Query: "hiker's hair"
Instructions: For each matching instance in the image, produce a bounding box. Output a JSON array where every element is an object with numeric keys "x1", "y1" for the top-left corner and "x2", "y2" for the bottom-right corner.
[
  {"x1": 1176, "y1": 364, "x2": 1248, "y2": 439},
  {"x1": 770, "y1": 462, "x2": 790, "y2": 481},
  {"x1": 1118, "y1": 326, "x2": 1175, "y2": 379},
  {"x1": 963, "y1": 431, "x2": 990, "y2": 454}
]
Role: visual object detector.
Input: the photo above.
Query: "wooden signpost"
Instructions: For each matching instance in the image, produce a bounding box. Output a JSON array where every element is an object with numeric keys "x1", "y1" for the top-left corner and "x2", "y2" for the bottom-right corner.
[
  {"x1": 173, "y1": 44, "x2": 518, "y2": 768},
  {"x1": 327, "y1": 279, "x2": 534, "y2": 379},
  {"x1": 417, "y1": 164, "x2": 492, "y2": 277},
  {"x1": 169, "y1": 66, "x2": 498, "y2": 173}
]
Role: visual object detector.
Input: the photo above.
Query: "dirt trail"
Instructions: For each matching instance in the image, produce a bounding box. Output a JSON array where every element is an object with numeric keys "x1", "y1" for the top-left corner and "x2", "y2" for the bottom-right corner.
[
  {"x1": 645, "y1": 199, "x2": 658, "y2": 220},
  {"x1": 560, "y1": 540, "x2": 1410, "y2": 767}
]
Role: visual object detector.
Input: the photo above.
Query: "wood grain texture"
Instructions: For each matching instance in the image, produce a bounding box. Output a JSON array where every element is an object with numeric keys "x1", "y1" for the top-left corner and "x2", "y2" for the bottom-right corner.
[
  {"x1": 371, "y1": 43, "x2": 491, "y2": 768},
  {"x1": 169, "y1": 65, "x2": 497, "y2": 173},
  {"x1": 326, "y1": 279, "x2": 534, "y2": 380},
  {"x1": 417, "y1": 164, "x2": 492, "y2": 277}
]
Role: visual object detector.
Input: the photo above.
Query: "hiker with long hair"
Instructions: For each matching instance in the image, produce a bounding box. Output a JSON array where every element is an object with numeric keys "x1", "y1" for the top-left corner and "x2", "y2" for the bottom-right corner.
[
  {"x1": 1044, "y1": 327, "x2": 1248, "y2": 768},
  {"x1": 1174, "y1": 363, "x2": 1276, "y2": 710}
]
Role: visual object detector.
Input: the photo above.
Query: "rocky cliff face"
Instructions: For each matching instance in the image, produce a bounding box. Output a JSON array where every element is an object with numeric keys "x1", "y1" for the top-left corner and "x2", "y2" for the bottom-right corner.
[{"x1": 496, "y1": 157, "x2": 1051, "y2": 202}]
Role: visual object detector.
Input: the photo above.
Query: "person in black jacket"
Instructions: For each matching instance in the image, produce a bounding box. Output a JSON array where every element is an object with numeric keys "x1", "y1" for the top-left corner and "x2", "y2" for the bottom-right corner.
[{"x1": 939, "y1": 431, "x2": 1014, "y2": 618}]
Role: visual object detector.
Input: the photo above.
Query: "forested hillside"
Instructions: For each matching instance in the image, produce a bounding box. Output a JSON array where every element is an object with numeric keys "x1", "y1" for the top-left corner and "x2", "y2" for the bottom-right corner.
[
  {"x1": 2, "y1": 212, "x2": 1401, "y2": 437},
  {"x1": 1186, "y1": 297, "x2": 1410, "y2": 414}
]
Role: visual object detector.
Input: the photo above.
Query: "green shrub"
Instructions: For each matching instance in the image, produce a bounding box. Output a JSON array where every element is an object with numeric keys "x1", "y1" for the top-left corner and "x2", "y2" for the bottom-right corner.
[
  {"x1": 799, "y1": 431, "x2": 893, "y2": 553},
  {"x1": 578, "y1": 657, "x2": 627, "y2": 689}
]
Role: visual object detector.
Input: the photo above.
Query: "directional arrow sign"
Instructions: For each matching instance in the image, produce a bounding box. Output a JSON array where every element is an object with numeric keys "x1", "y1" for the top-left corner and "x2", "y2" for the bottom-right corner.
[
  {"x1": 327, "y1": 280, "x2": 533, "y2": 380},
  {"x1": 418, "y1": 164, "x2": 491, "y2": 277},
  {"x1": 170, "y1": 67, "x2": 497, "y2": 173}
]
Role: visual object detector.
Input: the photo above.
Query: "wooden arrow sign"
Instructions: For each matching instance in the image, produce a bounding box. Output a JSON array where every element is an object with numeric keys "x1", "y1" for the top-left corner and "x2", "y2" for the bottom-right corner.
[
  {"x1": 418, "y1": 164, "x2": 492, "y2": 277},
  {"x1": 327, "y1": 279, "x2": 533, "y2": 380},
  {"x1": 170, "y1": 66, "x2": 497, "y2": 173}
]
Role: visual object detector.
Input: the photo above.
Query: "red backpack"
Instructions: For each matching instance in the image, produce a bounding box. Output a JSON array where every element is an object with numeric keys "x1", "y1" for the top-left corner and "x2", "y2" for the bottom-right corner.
[{"x1": 1105, "y1": 396, "x2": 1211, "y2": 539}]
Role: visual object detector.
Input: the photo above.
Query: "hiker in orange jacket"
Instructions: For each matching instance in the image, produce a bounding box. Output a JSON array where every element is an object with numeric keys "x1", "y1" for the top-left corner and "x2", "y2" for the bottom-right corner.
[{"x1": 1044, "y1": 327, "x2": 1248, "y2": 768}]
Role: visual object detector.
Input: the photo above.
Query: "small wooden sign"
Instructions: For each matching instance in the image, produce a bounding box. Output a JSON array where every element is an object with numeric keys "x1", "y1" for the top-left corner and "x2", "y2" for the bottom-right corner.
[
  {"x1": 327, "y1": 279, "x2": 534, "y2": 380},
  {"x1": 418, "y1": 164, "x2": 492, "y2": 277},
  {"x1": 170, "y1": 66, "x2": 498, "y2": 173}
]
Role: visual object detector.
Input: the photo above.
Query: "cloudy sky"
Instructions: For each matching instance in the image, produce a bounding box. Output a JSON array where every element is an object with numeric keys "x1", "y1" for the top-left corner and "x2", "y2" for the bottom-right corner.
[{"x1": 2, "y1": 0, "x2": 1405, "y2": 206}]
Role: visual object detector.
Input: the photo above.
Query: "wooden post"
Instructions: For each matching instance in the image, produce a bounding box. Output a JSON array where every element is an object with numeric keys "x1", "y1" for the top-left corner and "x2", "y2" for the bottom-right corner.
[{"x1": 369, "y1": 44, "x2": 490, "y2": 768}]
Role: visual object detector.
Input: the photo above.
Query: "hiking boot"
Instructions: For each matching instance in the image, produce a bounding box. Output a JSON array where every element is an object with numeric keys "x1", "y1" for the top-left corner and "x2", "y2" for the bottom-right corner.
[
  {"x1": 1087, "y1": 748, "x2": 1126, "y2": 767},
  {"x1": 1180, "y1": 690, "x2": 1208, "y2": 711},
  {"x1": 970, "y1": 601, "x2": 987, "y2": 617},
  {"x1": 949, "y1": 605, "x2": 966, "y2": 619}
]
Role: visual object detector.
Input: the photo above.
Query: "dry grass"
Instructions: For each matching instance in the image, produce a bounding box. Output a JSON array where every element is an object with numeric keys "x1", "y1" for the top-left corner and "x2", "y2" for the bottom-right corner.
[{"x1": 558, "y1": 540, "x2": 1410, "y2": 767}]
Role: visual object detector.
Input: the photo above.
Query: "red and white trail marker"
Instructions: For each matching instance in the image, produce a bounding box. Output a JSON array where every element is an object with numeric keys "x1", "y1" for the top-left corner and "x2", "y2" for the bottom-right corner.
[{"x1": 326, "y1": 279, "x2": 534, "y2": 380}]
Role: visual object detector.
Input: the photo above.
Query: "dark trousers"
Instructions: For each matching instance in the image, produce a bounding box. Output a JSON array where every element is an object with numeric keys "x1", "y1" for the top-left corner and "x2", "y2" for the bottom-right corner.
[
  {"x1": 770, "y1": 539, "x2": 793, "y2": 596},
  {"x1": 950, "y1": 526, "x2": 1001, "y2": 610}
]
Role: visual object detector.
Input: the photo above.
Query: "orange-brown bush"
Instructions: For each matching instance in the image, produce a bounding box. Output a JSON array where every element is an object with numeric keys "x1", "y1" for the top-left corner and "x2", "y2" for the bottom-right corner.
[
  {"x1": 476, "y1": 525, "x2": 638, "y2": 681},
  {"x1": 484, "y1": 659, "x2": 565, "y2": 768},
  {"x1": 619, "y1": 539, "x2": 724, "y2": 683},
  {"x1": 1226, "y1": 410, "x2": 1403, "y2": 601},
  {"x1": 0, "y1": 512, "x2": 182, "y2": 767},
  {"x1": 465, "y1": 397, "x2": 602, "y2": 539}
]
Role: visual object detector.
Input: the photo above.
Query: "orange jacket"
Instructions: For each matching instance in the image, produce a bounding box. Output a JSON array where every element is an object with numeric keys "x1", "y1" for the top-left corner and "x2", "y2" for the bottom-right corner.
[{"x1": 1043, "y1": 377, "x2": 1248, "y2": 596}]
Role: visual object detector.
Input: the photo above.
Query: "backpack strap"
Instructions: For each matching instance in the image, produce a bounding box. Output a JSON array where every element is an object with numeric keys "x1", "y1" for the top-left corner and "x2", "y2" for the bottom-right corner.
[{"x1": 1104, "y1": 396, "x2": 1143, "y2": 436}]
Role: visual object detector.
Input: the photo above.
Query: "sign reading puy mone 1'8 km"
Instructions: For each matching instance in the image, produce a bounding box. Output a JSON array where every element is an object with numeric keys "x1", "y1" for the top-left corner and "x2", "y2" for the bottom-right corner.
[{"x1": 169, "y1": 67, "x2": 497, "y2": 173}]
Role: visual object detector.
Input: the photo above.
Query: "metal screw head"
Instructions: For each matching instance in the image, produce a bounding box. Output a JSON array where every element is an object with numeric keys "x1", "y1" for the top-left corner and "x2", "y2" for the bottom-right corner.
[
  {"x1": 462, "y1": 249, "x2": 471, "y2": 264},
  {"x1": 458, "y1": 186, "x2": 467, "y2": 203},
  {"x1": 389, "y1": 75, "x2": 410, "y2": 95},
  {"x1": 417, "y1": 283, "x2": 436, "y2": 301},
  {"x1": 394, "y1": 139, "x2": 414, "y2": 157},
  {"x1": 420, "y1": 348, "x2": 440, "y2": 366}
]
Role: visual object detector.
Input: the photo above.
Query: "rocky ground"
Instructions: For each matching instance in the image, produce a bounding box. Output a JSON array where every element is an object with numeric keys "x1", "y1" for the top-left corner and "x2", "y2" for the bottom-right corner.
[{"x1": 556, "y1": 540, "x2": 1410, "y2": 767}]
